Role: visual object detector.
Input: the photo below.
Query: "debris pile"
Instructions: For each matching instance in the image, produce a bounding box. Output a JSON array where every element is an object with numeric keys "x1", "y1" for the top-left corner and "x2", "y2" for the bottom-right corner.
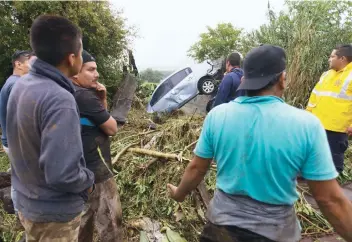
[{"x1": 1, "y1": 105, "x2": 351, "y2": 241}]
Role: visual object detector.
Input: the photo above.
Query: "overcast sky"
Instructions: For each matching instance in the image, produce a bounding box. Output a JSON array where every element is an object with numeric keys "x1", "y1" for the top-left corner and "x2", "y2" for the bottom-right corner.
[{"x1": 110, "y1": 0, "x2": 285, "y2": 71}]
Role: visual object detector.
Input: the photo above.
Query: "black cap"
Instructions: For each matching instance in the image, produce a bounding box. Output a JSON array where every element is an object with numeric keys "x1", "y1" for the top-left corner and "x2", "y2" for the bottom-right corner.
[
  {"x1": 238, "y1": 44, "x2": 286, "y2": 90},
  {"x1": 12, "y1": 50, "x2": 32, "y2": 62},
  {"x1": 82, "y1": 50, "x2": 95, "y2": 64}
]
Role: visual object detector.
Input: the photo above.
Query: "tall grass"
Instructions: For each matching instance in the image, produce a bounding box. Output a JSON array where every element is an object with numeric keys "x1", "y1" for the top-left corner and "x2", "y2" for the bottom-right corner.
[{"x1": 241, "y1": 0, "x2": 352, "y2": 107}]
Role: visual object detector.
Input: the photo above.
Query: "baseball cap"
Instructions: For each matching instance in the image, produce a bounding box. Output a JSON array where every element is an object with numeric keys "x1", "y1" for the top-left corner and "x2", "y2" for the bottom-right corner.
[
  {"x1": 82, "y1": 50, "x2": 95, "y2": 64},
  {"x1": 238, "y1": 44, "x2": 286, "y2": 91},
  {"x1": 12, "y1": 50, "x2": 32, "y2": 62}
]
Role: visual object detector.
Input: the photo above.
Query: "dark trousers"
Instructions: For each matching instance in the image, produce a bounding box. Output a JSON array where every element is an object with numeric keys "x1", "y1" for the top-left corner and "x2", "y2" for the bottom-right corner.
[
  {"x1": 200, "y1": 222, "x2": 275, "y2": 242},
  {"x1": 326, "y1": 130, "x2": 348, "y2": 173}
]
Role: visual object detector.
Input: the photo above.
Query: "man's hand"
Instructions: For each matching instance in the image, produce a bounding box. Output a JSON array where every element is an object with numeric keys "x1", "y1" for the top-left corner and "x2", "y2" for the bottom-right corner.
[
  {"x1": 96, "y1": 82, "x2": 107, "y2": 100},
  {"x1": 166, "y1": 156, "x2": 212, "y2": 203},
  {"x1": 167, "y1": 184, "x2": 186, "y2": 202},
  {"x1": 346, "y1": 126, "x2": 352, "y2": 136},
  {"x1": 95, "y1": 82, "x2": 108, "y2": 108}
]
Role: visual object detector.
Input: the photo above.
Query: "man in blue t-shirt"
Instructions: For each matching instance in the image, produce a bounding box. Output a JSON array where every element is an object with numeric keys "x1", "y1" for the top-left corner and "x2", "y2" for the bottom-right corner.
[
  {"x1": 0, "y1": 50, "x2": 33, "y2": 154},
  {"x1": 168, "y1": 45, "x2": 352, "y2": 242},
  {"x1": 212, "y1": 52, "x2": 245, "y2": 108}
]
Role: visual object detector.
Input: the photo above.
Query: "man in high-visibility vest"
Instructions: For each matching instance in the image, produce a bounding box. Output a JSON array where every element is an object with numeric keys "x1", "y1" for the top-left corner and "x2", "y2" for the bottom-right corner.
[{"x1": 307, "y1": 44, "x2": 352, "y2": 173}]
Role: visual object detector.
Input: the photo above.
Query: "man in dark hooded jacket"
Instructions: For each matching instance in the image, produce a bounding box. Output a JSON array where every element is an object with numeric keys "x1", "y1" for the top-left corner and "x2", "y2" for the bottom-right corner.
[{"x1": 212, "y1": 52, "x2": 244, "y2": 108}]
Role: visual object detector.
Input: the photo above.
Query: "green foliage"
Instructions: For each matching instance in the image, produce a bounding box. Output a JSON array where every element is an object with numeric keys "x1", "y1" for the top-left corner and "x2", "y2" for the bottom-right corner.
[
  {"x1": 140, "y1": 68, "x2": 167, "y2": 83},
  {"x1": 0, "y1": 152, "x2": 10, "y2": 172},
  {"x1": 188, "y1": 23, "x2": 243, "y2": 62},
  {"x1": 0, "y1": 1, "x2": 131, "y2": 102},
  {"x1": 136, "y1": 82, "x2": 158, "y2": 103},
  {"x1": 241, "y1": 0, "x2": 352, "y2": 107}
]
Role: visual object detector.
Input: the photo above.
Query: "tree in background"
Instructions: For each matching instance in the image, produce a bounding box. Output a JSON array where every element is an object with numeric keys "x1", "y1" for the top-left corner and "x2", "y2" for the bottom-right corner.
[
  {"x1": 188, "y1": 23, "x2": 242, "y2": 62},
  {"x1": 240, "y1": 1, "x2": 352, "y2": 107},
  {"x1": 0, "y1": 1, "x2": 132, "y2": 102},
  {"x1": 139, "y1": 68, "x2": 165, "y2": 83},
  {"x1": 139, "y1": 68, "x2": 173, "y2": 83}
]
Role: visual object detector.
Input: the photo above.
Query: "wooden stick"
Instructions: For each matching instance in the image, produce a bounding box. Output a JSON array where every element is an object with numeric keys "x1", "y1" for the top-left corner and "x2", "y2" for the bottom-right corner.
[
  {"x1": 118, "y1": 130, "x2": 158, "y2": 143},
  {"x1": 197, "y1": 180, "x2": 211, "y2": 209},
  {"x1": 128, "y1": 148, "x2": 180, "y2": 160},
  {"x1": 127, "y1": 148, "x2": 192, "y2": 162},
  {"x1": 143, "y1": 132, "x2": 163, "y2": 150},
  {"x1": 183, "y1": 140, "x2": 198, "y2": 152},
  {"x1": 139, "y1": 158, "x2": 160, "y2": 170},
  {"x1": 112, "y1": 142, "x2": 139, "y2": 165}
]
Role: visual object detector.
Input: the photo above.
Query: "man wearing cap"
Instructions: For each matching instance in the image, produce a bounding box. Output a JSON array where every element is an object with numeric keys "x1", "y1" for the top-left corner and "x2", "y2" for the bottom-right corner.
[
  {"x1": 212, "y1": 52, "x2": 245, "y2": 108},
  {"x1": 71, "y1": 50, "x2": 122, "y2": 242},
  {"x1": 0, "y1": 50, "x2": 33, "y2": 154},
  {"x1": 307, "y1": 44, "x2": 352, "y2": 174},
  {"x1": 167, "y1": 45, "x2": 352, "y2": 241}
]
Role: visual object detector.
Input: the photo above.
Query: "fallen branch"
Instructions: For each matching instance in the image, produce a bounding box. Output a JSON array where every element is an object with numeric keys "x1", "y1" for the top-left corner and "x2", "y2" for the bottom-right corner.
[
  {"x1": 118, "y1": 130, "x2": 158, "y2": 143},
  {"x1": 139, "y1": 158, "x2": 160, "y2": 170},
  {"x1": 183, "y1": 140, "x2": 197, "y2": 152},
  {"x1": 196, "y1": 180, "x2": 211, "y2": 209},
  {"x1": 143, "y1": 132, "x2": 163, "y2": 150},
  {"x1": 297, "y1": 214, "x2": 332, "y2": 234},
  {"x1": 128, "y1": 148, "x2": 191, "y2": 162},
  {"x1": 112, "y1": 142, "x2": 139, "y2": 165},
  {"x1": 193, "y1": 193, "x2": 206, "y2": 223}
]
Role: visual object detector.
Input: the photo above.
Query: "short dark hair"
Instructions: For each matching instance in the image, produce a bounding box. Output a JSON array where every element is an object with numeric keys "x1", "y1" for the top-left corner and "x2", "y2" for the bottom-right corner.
[
  {"x1": 11, "y1": 50, "x2": 32, "y2": 68},
  {"x1": 30, "y1": 15, "x2": 82, "y2": 66},
  {"x1": 335, "y1": 44, "x2": 352, "y2": 62},
  {"x1": 227, "y1": 52, "x2": 241, "y2": 67},
  {"x1": 246, "y1": 73, "x2": 281, "y2": 97}
]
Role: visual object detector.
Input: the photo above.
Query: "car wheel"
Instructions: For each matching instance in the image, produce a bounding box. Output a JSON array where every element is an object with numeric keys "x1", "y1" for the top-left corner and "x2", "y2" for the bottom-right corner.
[{"x1": 198, "y1": 78, "x2": 216, "y2": 95}]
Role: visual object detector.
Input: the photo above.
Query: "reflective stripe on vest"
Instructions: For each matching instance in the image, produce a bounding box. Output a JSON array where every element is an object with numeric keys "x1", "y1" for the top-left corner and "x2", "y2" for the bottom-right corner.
[{"x1": 312, "y1": 72, "x2": 352, "y2": 101}]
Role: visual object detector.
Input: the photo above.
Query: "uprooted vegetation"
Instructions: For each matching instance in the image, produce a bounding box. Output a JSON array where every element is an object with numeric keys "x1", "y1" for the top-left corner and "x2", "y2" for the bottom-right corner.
[{"x1": 1, "y1": 104, "x2": 352, "y2": 241}]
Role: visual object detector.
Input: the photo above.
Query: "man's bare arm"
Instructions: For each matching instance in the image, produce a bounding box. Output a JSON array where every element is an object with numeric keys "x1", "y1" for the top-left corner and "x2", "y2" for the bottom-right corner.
[
  {"x1": 99, "y1": 116, "x2": 118, "y2": 136},
  {"x1": 307, "y1": 179, "x2": 352, "y2": 241},
  {"x1": 168, "y1": 155, "x2": 212, "y2": 202}
]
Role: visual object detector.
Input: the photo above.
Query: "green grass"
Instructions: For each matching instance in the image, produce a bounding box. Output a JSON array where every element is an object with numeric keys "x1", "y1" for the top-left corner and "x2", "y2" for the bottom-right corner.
[
  {"x1": 0, "y1": 149, "x2": 20, "y2": 242},
  {"x1": 0, "y1": 151, "x2": 10, "y2": 172}
]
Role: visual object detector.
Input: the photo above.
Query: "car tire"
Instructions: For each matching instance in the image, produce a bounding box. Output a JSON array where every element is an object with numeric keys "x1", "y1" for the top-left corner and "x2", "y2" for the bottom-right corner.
[{"x1": 198, "y1": 78, "x2": 216, "y2": 95}]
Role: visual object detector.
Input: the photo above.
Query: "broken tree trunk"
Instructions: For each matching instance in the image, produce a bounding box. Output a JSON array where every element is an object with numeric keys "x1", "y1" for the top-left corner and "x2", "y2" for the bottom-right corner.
[{"x1": 111, "y1": 73, "x2": 138, "y2": 124}]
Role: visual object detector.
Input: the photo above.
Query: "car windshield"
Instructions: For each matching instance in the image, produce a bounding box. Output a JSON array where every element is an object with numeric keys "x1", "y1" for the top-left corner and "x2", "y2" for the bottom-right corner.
[{"x1": 150, "y1": 68, "x2": 192, "y2": 106}]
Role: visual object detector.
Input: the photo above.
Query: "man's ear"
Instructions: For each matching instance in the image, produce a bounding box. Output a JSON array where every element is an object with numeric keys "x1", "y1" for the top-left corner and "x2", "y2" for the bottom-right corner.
[
  {"x1": 14, "y1": 61, "x2": 20, "y2": 69},
  {"x1": 72, "y1": 74, "x2": 78, "y2": 80},
  {"x1": 279, "y1": 71, "x2": 286, "y2": 89},
  {"x1": 67, "y1": 53, "x2": 76, "y2": 68}
]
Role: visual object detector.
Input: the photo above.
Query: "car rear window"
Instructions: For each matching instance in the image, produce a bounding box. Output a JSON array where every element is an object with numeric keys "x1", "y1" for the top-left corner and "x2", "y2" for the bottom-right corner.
[{"x1": 150, "y1": 68, "x2": 192, "y2": 106}]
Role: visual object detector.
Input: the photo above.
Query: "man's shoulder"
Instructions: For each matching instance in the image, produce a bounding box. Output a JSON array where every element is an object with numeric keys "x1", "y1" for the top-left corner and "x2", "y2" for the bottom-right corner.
[
  {"x1": 11, "y1": 74, "x2": 76, "y2": 109},
  {"x1": 282, "y1": 103, "x2": 322, "y2": 129},
  {"x1": 225, "y1": 71, "x2": 242, "y2": 80},
  {"x1": 1, "y1": 75, "x2": 19, "y2": 93},
  {"x1": 73, "y1": 86, "x2": 98, "y2": 103}
]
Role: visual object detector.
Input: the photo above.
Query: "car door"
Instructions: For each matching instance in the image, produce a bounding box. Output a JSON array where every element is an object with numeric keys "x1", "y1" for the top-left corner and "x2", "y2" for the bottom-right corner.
[
  {"x1": 170, "y1": 68, "x2": 197, "y2": 104},
  {"x1": 148, "y1": 68, "x2": 194, "y2": 112}
]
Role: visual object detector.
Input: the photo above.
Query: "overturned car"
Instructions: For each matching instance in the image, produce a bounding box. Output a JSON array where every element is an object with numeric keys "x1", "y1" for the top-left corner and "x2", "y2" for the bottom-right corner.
[{"x1": 146, "y1": 60, "x2": 224, "y2": 113}]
